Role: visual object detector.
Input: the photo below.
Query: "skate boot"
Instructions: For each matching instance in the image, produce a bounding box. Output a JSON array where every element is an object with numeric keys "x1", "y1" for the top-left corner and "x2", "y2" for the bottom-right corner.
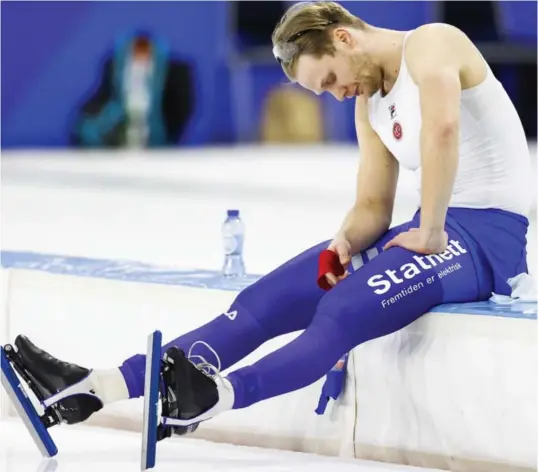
[
  {"x1": 6, "y1": 335, "x2": 103, "y2": 426},
  {"x1": 157, "y1": 346, "x2": 232, "y2": 440}
]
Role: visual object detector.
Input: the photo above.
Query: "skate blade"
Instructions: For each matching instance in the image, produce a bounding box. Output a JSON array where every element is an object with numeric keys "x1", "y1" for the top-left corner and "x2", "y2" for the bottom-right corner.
[
  {"x1": 140, "y1": 330, "x2": 162, "y2": 471},
  {"x1": 161, "y1": 416, "x2": 201, "y2": 427},
  {"x1": 1, "y1": 346, "x2": 58, "y2": 458}
]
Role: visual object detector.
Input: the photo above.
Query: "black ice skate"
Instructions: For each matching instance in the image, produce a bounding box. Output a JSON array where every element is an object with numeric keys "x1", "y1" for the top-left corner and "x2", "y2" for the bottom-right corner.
[
  {"x1": 141, "y1": 332, "x2": 235, "y2": 470},
  {"x1": 156, "y1": 346, "x2": 219, "y2": 440},
  {"x1": 4, "y1": 335, "x2": 103, "y2": 426}
]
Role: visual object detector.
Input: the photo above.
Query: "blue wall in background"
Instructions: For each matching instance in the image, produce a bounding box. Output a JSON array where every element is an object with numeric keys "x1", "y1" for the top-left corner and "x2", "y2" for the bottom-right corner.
[
  {"x1": 5, "y1": 1, "x2": 533, "y2": 148},
  {"x1": 1, "y1": 1, "x2": 443, "y2": 149}
]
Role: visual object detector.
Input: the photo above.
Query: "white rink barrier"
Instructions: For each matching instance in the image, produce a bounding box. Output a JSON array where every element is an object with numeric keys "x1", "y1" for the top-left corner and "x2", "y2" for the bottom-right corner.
[{"x1": 1, "y1": 251, "x2": 536, "y2": 472}]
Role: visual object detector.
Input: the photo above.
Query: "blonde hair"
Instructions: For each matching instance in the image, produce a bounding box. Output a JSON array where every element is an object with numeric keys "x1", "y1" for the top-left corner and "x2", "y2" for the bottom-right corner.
[{"x1": 272, "y1": 2, "x2": 365, "y2": 81}]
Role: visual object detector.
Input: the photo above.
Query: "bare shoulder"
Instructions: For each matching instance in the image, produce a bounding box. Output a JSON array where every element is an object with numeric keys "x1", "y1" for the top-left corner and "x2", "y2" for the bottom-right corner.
[
  {"x1": 411, "y1": 23, "x2": 467, "y2": 43},
  {"x1": 405, "y1": 23, "x2": 487, "y2": 88}
]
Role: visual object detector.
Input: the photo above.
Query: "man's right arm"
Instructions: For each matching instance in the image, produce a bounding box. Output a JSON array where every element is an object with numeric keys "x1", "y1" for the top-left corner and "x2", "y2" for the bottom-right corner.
[{"x1": 334, "y1": 97, "x2": 399, "y2": 256}]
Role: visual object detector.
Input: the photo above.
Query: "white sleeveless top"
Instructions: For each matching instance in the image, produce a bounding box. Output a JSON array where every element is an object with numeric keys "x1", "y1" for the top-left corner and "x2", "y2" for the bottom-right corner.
[{"x1": 367, "y1": 31, "x2": 531, "y2": 217}]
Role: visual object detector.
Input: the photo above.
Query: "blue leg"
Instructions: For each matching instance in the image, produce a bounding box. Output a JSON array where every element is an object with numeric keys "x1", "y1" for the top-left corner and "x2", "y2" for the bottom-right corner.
[
  {"x1": 140, "y1": 331, "x2": 162, "y2": 471},
  {"x1": 1, "y1": 346, "x2": 58, "y2": 458}
]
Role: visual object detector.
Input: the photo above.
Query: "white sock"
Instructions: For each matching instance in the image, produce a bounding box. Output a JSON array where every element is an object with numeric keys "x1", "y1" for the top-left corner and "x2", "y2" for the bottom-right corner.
[
  {"x1": 217, "y1": 377, "x2": 235, "y2": 412},
  {"x1": 88, "y1": 368, "x2": 130, "y2": 405}
]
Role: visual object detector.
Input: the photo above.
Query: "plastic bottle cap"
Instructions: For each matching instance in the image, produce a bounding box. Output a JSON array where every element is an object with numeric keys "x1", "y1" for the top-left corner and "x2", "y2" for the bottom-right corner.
[{"x1": 227, "y1": 210, "x2": 240, "y2": 217}]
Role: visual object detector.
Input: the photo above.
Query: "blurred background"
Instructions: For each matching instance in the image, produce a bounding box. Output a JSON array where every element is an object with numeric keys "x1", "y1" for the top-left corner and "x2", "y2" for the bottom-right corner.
[{"x1": 1, "y1": 0, "x2": 536, "y2": 149}]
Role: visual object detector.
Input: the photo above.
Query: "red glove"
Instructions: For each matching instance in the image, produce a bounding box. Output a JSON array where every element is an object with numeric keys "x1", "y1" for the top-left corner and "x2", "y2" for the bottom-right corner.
[{"x1": 317, "y1": 249, "x2": 345, "y2": 291}]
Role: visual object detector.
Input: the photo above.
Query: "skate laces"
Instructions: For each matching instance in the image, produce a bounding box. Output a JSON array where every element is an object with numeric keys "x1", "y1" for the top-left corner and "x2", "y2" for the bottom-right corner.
[{"x1": 187, "y1": 341, "x2": 223, "y2": 380}]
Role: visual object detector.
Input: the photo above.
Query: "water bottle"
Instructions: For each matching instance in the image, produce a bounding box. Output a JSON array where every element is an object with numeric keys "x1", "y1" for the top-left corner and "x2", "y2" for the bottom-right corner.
[{"x1": 222, "y1": 209, "x2": 245, "y2": 277}]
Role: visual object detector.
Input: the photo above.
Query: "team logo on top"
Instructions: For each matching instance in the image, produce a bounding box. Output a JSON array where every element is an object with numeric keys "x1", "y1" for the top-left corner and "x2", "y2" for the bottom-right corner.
[
  {"x1": 389, "y1": 104, "x2": 397, "y2": 119},
  {"x1": 393, "y1": 121, "x2": 403, "y2": 140}
]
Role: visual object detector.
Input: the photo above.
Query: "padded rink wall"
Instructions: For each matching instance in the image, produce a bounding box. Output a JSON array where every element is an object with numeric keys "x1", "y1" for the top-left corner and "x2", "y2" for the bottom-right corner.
[{"x1": 1, "y1": 145, "x2": 537, "y2": 472}]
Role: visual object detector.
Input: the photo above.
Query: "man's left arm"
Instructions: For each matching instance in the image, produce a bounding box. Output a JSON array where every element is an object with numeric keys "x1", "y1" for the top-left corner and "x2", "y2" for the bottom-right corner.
[{"x1": 407, "y1": 25, "x2": 464, "y2": 251}]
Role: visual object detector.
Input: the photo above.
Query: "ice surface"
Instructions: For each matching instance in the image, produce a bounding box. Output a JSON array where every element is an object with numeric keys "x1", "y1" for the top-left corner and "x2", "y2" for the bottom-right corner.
[
  {"x1": 1, "y1": 178, "x2": 535, "y2": 276},
  {"x1": 0, "y1": 418, "x2": 443, "y2": 472}
]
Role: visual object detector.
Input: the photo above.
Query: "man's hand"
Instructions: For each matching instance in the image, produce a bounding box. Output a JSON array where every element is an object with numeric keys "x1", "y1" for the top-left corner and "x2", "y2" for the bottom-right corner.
[
  {"x1": 318, "y1": 236, "x2": 352, "y2": 289},
  {"x1": 383, "y1": 228, "x2": 448, "y2": 254},
  {"x1": 328, "y1": 235, "x2": 352, "y2": 267}
]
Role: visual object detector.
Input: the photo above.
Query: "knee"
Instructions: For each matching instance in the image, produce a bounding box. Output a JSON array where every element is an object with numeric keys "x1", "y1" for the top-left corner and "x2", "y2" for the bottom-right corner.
[
  {"x1": 229, "y1": 284, "x2": 281, "y2": 338},
  {"x1": 233, "y1": 239, "x2": 330, "y2": 316},
  {"x1": 233, "y1": 277, "x2": 280, "y2": 318},
  {"x1": 231, "y1": 278, "x2": 300, "y2": 338}
]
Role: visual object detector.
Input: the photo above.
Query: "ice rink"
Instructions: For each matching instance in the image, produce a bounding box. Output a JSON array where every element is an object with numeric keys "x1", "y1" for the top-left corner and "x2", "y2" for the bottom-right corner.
[
  {"x1": 1, "y1": 145, "x2": 536, "y2": 471},
  {"x1": 0, "y1": 419, "x2": 448, "y2": 472}
]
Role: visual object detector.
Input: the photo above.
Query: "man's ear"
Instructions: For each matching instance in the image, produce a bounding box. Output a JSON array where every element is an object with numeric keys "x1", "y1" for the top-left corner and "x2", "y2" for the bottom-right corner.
[{"x1": 333, "y1": 28, "x2": 353, "y2": 48}]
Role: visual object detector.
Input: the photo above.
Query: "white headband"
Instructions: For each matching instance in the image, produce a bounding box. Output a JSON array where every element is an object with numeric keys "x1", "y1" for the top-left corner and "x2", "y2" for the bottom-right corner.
[{"x1": 272, "y1": 41, "x2": 300, "y2": 64}]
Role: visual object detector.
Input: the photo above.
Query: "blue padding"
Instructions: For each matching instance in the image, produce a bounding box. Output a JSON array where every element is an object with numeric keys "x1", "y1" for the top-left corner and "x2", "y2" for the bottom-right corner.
[
  {"x1": 0, "y1": 251, "x2": 258, "y2": 292},
  {"x1": 1, "y1": 250, "x2": 535, "y2": 320}
]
